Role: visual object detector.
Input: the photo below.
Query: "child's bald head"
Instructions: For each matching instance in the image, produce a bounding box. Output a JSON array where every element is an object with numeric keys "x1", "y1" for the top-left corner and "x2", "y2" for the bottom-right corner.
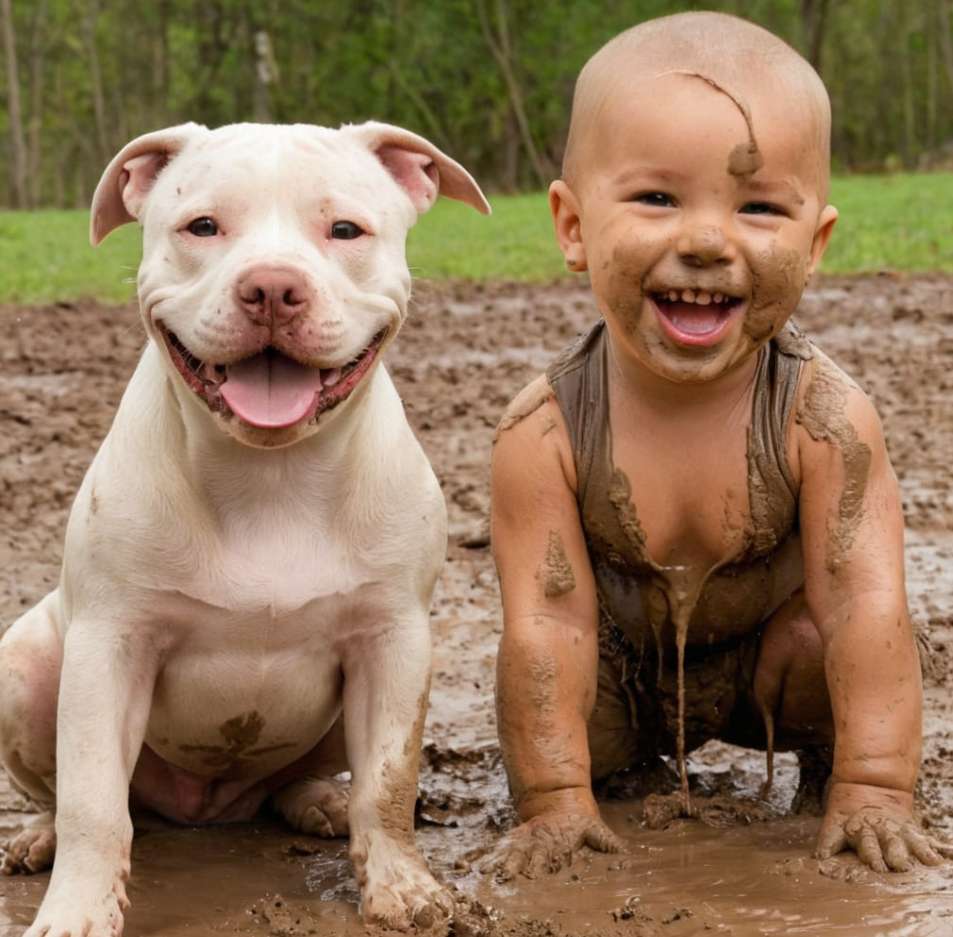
[{"x1": 563, "y1": 12, "x2": 831, "y2": 200}]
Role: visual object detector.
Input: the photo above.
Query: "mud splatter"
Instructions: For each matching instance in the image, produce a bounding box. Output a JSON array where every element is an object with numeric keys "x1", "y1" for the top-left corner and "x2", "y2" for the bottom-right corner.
[
  {"x1": 660, "y1": 564, "x2": 706, "y2": 810},
  {"x1": 605, "y1": 468, "x2": 648, "y2": 559},
  {"x1": 376, "y1": 757, "x2": 418, "y2": 848},
  {"x1": 644, "y1": 792, "x2": 778, "y2": 830},
  {"x1": 179, "y1": 711, "x2": 298, "y2": 770},
  {"x1": 775, "y1": 319, "x2": 815, "y2": 361},
  {"x1": 728, "y1": 141, "x2": 765, "y2": 176},
  {"x1": 665, "y1": 71, "x2": 763, "y2": 178},
  {"x1": 743, "y1": 328, "x2": 808, "y2": 555},
  {"x1": 493, "y1": 378, "x2": 554, "y2": 444},
  {"x1": 606, "y1": 468, "x2": 667, "y2": 678},
  {"x1": 536, "y1": 530, "x2": 575, "y2": 598},
  {"x1": 744, "y1": 246, "x2": 809, "y2": 345},
  {"x1": 378, "y1": 684, "x2": 431, "y2": 847},
  {"x1": 796, "y1": 356, "x2": 872, "y2": 572}
]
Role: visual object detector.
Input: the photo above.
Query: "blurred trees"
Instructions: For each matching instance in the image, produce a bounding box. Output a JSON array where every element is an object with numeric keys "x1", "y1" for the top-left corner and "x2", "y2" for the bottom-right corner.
[{"x1": 0, "y1": 0, "x2": 950, "y2": 208}]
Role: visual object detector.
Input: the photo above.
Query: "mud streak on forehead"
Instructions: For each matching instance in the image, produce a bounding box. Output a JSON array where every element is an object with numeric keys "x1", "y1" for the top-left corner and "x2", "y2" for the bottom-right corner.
[{"x1": 659, "y1": 70, "x2": 764, "y2": 178}]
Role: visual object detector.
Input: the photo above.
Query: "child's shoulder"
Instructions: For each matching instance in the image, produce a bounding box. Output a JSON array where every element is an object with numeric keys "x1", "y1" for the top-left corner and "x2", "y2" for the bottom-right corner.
[
  {"x1": 493, "y1": 371, "x2": 581, "y2": 492},
  {"x1": 793, "y1": 340, "x2": 883, "y2": 442},
  {"x1": 790, "y1": 338, "x2": 888, "y2": 491},
  {"x1": 494, "y1": 373, "x2": 560, "y2": 446}
]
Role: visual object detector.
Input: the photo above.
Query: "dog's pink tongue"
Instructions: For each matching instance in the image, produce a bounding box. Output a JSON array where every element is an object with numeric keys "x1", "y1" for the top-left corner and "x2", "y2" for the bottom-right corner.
[
  {"x1": 221, "y1": 352, "x2": 322, "y2": 429},
  {"x1": 664, "y1": 301, "x2": 726, "y2": 335}
]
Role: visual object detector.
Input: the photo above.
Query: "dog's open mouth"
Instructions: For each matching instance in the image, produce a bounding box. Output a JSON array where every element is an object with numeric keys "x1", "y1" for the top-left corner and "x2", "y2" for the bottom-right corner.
[{"x1": 162, "y1": 329, "x2": 388, "y2": 429}]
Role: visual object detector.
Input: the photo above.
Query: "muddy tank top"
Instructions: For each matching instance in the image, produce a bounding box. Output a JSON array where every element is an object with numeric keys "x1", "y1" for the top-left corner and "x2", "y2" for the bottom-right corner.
[{"x1": 547, "y1": 319, "x2": 813, "y2": 660}]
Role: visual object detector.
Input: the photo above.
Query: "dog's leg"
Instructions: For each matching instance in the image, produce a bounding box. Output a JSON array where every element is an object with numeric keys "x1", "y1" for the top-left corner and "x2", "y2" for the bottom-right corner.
[
  {"x1": 343, "y1": 614, "x2": 450, "y2": 931},
  {"x1": 20, "y1": 620, "x2": 160, "y2": 937},
  {"x1": 0, "y1": 593, "x2": 61, "y2": 874},
  {"x1": 272, "y1": 716, "x2": 350, "y2": 837}
]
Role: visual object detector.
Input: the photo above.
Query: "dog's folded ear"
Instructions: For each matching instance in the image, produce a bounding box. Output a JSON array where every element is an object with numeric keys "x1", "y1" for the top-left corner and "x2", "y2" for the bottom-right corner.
[
  {"x1": 346, "y1": 121, "x2": 491, "y2": 217},
  {"x1": 90, "y1": 123, "x2": 208, "y2": 246}
]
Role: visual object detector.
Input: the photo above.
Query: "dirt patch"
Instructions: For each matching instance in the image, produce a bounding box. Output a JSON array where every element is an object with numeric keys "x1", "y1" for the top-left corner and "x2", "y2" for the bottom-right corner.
[{"x1": 2, "y1": 275, "x2": 953, "y2": 935}]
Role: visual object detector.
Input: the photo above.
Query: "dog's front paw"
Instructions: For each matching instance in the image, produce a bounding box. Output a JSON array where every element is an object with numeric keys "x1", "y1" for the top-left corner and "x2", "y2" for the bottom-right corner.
[
  {"x1": 352, "y1": 832, "x2": 452, "y2": 931},
  {"x1": 2, "y1": 811, "x2": 56, "y2": 874},
  {"x1": 25, "y1": 861, "x2": 130, "y2": 937},
  {"x1": 25, "y1": 887, "x2": 126, "y2": 937},
  {"x1": 273, "y1": 775, "x2": 349, "y2": 837}
]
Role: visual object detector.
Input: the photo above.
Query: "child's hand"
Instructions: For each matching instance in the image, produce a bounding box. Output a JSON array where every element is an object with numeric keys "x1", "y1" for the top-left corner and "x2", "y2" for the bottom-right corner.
[
  {"x1": 815, "y1": 781, "x2": 953, "y2": 872},
  {"x1": 480, "y1": 811, "x2": 623, "y2": 880}
]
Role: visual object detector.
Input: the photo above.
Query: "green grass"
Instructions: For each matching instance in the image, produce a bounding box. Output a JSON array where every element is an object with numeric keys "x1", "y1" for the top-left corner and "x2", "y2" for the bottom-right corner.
[{"x1": 2, "y1": 173, "x2": 952, "y2": 304}]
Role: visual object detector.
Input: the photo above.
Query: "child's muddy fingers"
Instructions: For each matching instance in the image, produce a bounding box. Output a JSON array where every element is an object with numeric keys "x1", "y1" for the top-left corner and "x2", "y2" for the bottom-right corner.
[
  {"x1": 879, "y1": 831, "x2": 912, "y2": 873},
  {"x1": 497, "y1": 843, "x2": 532, "y2": 882},
  {"x1": 814, "y1": 820, "x2": 847, "y2": 859},
  {"x1": 904, "y1": 829, "x2": 943, "y2": 867},
  {"x1": 852, "y1": 823, "x2": 888, "y2": 873},
  {"x1": 522, "y1": 839, "x2": 553, "y2": 879},
  {"x1": 583, "y1": 819, "x2": 623, "y2": 854},
  {"x1": 928, "y1": 837, "x2": 953, "y2": 860},
  {"x1": 477, "y1": 839, "x2": 513, "y2": 875}
]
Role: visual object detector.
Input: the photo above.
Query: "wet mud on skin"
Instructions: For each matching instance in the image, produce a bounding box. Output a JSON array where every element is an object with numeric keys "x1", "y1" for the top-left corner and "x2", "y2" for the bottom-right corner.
[
  {"x1": 537, "y1": 531, "x2": 576, "y2": 599},
  {"x1": 664, "y1": 71, "x2": 764, "y2": 178},
  {"x1": 3, "y1": 275, "x2": 953, "y2": 934},
  {"x1": 796, "y1": 355, "x2": 873, "y2": 572}
]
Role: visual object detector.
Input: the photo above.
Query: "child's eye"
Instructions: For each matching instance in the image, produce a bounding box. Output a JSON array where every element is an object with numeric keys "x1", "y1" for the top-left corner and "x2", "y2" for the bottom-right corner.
[
  {"x1": 739, "y1": 201, "x2": 785, "y2": 216},
  {"x1": 633, "y1": 191, "x2": 675, "y2": 208}
]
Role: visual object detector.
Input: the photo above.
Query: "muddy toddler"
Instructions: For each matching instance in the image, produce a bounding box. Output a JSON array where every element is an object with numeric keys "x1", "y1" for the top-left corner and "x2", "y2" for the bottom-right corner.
[{"x1": 489, "y1": 11, "x2": 950, "y2": 878}]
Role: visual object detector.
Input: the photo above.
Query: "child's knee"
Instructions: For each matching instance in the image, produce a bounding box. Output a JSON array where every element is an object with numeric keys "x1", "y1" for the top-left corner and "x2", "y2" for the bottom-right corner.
[{"x1": 753, "y1": 591, "x2": 832, "y2": 743}]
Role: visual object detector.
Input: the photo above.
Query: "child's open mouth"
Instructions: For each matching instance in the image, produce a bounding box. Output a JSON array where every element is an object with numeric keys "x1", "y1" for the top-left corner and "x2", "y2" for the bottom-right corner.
[{"x1": 651, "y1": 289, "x2": 744, "y2": 347}]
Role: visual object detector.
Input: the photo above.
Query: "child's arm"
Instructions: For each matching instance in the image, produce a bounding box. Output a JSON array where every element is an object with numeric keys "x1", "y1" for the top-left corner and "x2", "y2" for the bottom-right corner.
[
  {"x1": 797, "y1": 353, "x2": 951, "y2": 871},
  {"x1": 485, "y1": 377, "x2": 622, "y2": 879}
]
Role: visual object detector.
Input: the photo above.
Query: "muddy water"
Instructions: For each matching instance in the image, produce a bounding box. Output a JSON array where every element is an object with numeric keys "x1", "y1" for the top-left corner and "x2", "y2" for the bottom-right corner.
[{"x1": 2, "y1": 276, "x2": 953, "y2": 935}]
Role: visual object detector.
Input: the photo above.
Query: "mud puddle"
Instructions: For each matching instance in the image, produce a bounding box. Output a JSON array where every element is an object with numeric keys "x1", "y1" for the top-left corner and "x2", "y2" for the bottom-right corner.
[
  {"x1": 2, "y1": 808, "x2": 951, "y2": 936},
  {"x1": 2, "y1": 275, "x2": 953, "y2": 935}
]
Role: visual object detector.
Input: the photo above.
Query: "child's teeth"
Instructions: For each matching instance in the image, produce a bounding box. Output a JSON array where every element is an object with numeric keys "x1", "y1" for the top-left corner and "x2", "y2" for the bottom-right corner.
[
  {"x1": 668, "y1": 290, "x2": 679, "y2": 301},
  {"x1": 714, "y1": 292, "x2": 724, "y2": 303},
  {"x1": 681, "y1": 289, "x2": 696, "y2": 303},
  {"x1": 696, "y1": 291, "x2": 711, "y2": 305}
]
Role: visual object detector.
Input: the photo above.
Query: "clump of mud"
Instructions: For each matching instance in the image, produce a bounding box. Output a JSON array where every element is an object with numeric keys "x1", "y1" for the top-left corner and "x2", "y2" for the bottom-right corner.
[
  {"x1": 247, "y1": 893, "x2": 320, "y2": 935},
  {"x1": 643, "y1": 792, "x2": 779, "y2": 830}
]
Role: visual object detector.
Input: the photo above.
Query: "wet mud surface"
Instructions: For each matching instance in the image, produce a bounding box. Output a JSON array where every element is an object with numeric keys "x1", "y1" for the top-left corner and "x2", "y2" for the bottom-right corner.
[{"x1": 2, "y1": 274, "x2": 953, "y2": 935}]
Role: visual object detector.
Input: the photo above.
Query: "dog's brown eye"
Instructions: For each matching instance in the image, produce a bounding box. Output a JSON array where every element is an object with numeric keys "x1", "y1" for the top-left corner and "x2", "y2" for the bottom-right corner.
[
  {"x1": 331, "y1": 221, "x2": 364, "y2": 240},
  {"x1": 187, "y1": 217, "x2": 218, "y2": 237}
]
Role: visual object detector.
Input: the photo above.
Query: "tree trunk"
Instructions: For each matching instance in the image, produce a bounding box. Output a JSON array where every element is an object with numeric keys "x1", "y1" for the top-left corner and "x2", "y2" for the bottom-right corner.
[
  {"x1": 501, "y1": 107, "x2": 519, "y2": 192},
  {"x1": 927, "y1": 4, "x2": 938, "y2": 155},
  {"x1": 81, "y1": 0, "x2": 110, "y2": 166},
  {"x1": 899, "y1": 5, "x2": 917, "y2": 166},
  {"x1": 26, "y1": 0, "x2": 47, "y2": 206},
  {"x1": 1, "y1": 0, "x2": 29, "y2": 207},
  {"x1": 252, "y1": 29, "x2": 277, "y2": 122},
  {"x1": 937, "y1": 0, "x2": 953, "y2": 101},
  {"x1": 800, "y1": 0, "x2": 830, "y2": 74},
  {"x1": 476, "y1": 0, "x2": 550, "y2": 188},
  {"x1": 152, "y1": 0, "x2": 170, "y2": 127}
]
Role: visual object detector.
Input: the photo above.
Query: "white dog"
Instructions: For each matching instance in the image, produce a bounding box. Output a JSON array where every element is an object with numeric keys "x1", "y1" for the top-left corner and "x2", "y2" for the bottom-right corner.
[{"x1": 0, "y1": 120, "x2": 488, "y2": 935}]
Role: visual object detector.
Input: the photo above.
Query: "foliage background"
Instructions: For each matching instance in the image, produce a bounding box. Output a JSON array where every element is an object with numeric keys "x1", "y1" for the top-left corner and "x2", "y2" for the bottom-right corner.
[{"x1": 2, "y1": 0, "x2": 953, "y2": 210}]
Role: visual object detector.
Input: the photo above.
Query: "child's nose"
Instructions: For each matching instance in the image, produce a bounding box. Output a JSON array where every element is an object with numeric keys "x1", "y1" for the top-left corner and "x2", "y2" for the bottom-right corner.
[{"x1": 677, "y1": 224, "x2": 735, "y2": 267}]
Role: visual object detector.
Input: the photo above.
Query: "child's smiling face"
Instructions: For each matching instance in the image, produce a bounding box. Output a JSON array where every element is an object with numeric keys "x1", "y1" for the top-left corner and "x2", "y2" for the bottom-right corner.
[{"x1": 552, "y1": 71, "x2": 837, "y2": 385}]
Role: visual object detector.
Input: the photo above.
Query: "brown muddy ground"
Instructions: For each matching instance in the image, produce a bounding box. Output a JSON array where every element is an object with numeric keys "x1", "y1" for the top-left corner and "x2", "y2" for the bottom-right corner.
[{"x1": 1, "y1": 275, "x2": 952, "y2": 936}]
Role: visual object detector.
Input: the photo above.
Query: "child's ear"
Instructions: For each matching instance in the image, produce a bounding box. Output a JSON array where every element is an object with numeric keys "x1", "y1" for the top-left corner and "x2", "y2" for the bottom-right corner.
[
  {"x1": 807, "y1": 204, "x2": 838, "y2": 276},
  {"x1": 549, "y1": 180, "x2": 587, "y2": 272}
]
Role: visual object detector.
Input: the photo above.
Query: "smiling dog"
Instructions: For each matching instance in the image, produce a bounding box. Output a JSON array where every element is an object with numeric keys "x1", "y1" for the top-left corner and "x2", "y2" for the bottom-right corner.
[{"x1": 0, "y1": 121, "x2": 488, "y2": 935}]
